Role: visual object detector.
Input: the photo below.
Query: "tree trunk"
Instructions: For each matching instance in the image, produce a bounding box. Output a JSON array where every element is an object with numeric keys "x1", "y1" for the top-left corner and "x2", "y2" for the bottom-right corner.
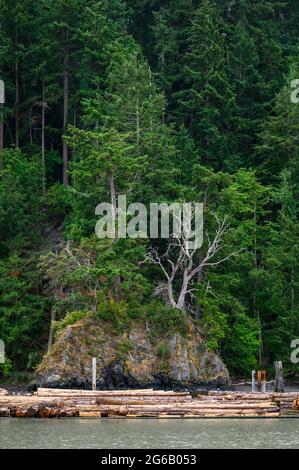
[
  {"x1": 253, "y1": 201, "x2": 263, "y2": 367},
  {"x1": 15, "y1": 58, "x2": 19, "y2": 147},
  {"x1": 48, "y1": 308, "x2": 56, "y2": 352},
  {"x1": 136, "y1": 97, "x2": 140, "y2": 147},
  {"x1": 274, "y1": 361, "x2": 285, "y2": 393},
  {"x1": 108, "y1": 170, "x2": 121, "y2": 299},
  {"x1": 29, "y1": 108, "x2": 33, "y2": 144},
  {"x1": 176, "y1": 272, "x2": 189, "y2": 311},
  {"x1": 194, "y1": 270, "x2": 203, "y2": 319},
  {"x1": 257, "y1": 310, "x2": 263, "y2": 368},
  {"x1": 167, "y1": 280, "x2": 176, "y2": 308},
  {"x1": 62, "y1": 32, "x2": 69, "y2": 186},
  {"x1": 291, "y1": 266, "x2": 295, "y2": 313},
  {"x1": 41, "y1": 81, "x2": 46, "y2": 195}
]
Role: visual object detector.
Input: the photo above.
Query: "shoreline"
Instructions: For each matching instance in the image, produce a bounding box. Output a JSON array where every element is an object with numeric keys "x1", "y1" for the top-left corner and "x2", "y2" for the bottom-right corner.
[{"x1": 2, "y1": 378, "x2": 299, "y2": 395}]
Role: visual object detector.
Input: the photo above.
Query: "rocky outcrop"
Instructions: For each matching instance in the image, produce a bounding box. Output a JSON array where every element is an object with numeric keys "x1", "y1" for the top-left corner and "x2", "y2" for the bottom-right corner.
[{"x1": 34, "y1": 318, "x2": 230, "y2": 391}]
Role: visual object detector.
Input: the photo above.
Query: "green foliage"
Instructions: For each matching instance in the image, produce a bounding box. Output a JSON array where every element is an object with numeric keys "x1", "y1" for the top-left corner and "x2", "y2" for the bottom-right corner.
[
  {"x1": 156, "y1": 341, "x2": 170, "y2": 361},
  {"x1": 223, "y1": 313, "x2": 260, "y2": 376},
  {"x1": 93, "y1": 299, "x2": 188, "y2": 340},
  {"x1": 0, "y1": 253, "x2": 48, "y2": 372},
  {"x1": 0, "y1": 0, "x2": 299, "y2": 379},
  {"x1": 96, "y1": 299, "x2": 131, "y2": 333},
  {"x1": 118, "y1": 338, "x2": 132, "y2": 355},
  {"x1": 54, "y1": 310, "x2": 88, "y2": 338},
  {"x1": 176, "y1": 0, "x2": 238, "y2": 170},
  {"x1": 156, "y1": 340, "x2": 170, "y2": 371},
  {"x1": 0, "y1": 149, "x2": 44, "y2": 254},
  {"x1": 144, "y1": 302, "x2": 188, "y2": 338},
  {"x1": 198, "y1": 297, "x2": 229, "y2": 351},
  {"x1": 0, "y1": 358, "x2": 12, "y2": 377},
  {"x1": 257, "y1": 59, "x2": 299, "y2": 181}
]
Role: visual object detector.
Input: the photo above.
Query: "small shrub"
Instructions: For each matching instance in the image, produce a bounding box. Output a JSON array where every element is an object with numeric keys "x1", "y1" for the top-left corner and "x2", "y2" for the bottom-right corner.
[
  {"x1": 87, "y1": 348, "x2": 97, "y2": 356},
  {"x1": 196, "y1": 342, "x2": 207, "y2": 356},
  {"x1": 118, "y1": 338, "x2": 132, "y2": 355},
  {"x1": 95, "y1": 300, "x2": 130, "y2": 332},
  {"x1": 157, "y1": 342, "x2": 170, "y2": 361},
  {"x1": 0, "y1": 358, "x2": 12, "y2": 377},
  {"x1": 26, "y1": 352, "x2": 42, "y2": 370},
  {"x1": 156, "y1": 342, "x2": 171, "y2": 372},
  {"x1": 55, "y1": 310, "x2": 88, "y2": 338},
  {"x1": 144, "y1": 301, "x2": 188, "y2": 338}
]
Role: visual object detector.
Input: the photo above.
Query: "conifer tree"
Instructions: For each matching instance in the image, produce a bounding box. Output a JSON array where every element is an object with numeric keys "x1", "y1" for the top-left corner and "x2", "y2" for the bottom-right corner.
[
  {"x1": 43, "y1": 0, "x2": 86, "y2": 186},
  {"x1": 228, "y1": 21, "x2": 262, "y2": 164},
  {"x1": 257, "y1": 58, "x2": 299, "y2": 182},
  {"x1": 175, "y1": 0, "x2": 238, "y2": 170}
]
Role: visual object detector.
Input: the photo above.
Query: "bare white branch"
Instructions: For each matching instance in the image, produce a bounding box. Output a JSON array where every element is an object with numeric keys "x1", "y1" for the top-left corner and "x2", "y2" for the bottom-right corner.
[{"x1": 146, "y1": 214, "x2": 240, "y2": 311}]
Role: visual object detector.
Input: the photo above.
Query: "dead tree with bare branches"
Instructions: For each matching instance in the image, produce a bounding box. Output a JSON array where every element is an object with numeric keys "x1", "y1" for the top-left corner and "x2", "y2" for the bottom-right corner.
[{"x1": 146, "y1": 215, "x2": 240, "y2": 312}]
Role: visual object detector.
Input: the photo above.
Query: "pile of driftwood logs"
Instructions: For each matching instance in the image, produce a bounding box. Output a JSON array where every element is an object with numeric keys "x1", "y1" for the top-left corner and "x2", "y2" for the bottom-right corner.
[
  {"x1": 0, "y1": 388, "x2": 299, "y2": 418},
  {"x1": 293, "y1": 396, "x2": 299, "y2": 411}
]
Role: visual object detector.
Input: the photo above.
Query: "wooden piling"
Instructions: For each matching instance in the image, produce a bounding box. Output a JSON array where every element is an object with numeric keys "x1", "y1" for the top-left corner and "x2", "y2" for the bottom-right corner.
[{"x1": 274, "y1": 361, "x2": 285, "y2": 393}]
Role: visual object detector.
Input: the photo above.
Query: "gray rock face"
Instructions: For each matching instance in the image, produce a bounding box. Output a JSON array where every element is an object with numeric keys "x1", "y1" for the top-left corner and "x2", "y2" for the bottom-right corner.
[{"x1": 35, "y1": 318, "x2": 230, "y2": 391}]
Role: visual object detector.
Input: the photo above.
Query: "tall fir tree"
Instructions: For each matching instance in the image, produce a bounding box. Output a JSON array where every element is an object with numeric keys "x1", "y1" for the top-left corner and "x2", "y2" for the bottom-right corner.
[{"x1": 175, "y1": 0, "x2": 238, "y2": 171}]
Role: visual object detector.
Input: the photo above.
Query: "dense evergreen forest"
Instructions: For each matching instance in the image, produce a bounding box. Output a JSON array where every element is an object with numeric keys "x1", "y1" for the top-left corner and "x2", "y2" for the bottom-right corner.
[{"x1": 0, "y1": 0, "x2": 299, "y2": 380}]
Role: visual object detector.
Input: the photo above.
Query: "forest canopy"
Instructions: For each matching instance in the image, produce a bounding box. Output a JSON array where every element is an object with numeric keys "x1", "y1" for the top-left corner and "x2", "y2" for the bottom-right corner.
[{"x1": 0, "y1": 0, "x2": 299, "y2": 379}]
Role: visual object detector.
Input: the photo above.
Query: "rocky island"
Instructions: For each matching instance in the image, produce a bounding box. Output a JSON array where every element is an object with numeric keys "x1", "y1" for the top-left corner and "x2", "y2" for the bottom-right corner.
[{"x1": 34, "y1": 317, "x2": 230, "y2": 391}]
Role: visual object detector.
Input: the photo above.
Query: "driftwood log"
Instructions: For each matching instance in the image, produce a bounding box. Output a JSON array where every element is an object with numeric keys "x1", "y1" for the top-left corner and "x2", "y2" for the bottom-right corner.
[{"x1": 292, "y1": 397, "x2": 299, "y2": 410}]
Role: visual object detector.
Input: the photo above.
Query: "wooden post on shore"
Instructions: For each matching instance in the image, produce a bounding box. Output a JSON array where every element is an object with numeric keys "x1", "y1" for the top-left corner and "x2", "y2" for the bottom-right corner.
[
  {"x1": 274, "y1": 361, "x2": 285, "y2": 393},
  {"x1": 261, "y1": 370, "x2": 266, "y2": 393},
  {"x1": 92, "y1": 357, "x2": 97, "y2": 391},
  {"x1": 251, "y1": 370, "x2": 256, "y2": 392},
  {"x1": 257, "y1": 370, "x2": 262, "y2": 392}
]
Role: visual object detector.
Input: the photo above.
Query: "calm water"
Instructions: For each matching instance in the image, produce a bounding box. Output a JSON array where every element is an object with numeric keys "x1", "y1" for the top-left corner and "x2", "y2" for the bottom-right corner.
[{"x1": 0, "y1": 418, "x2": 299, "y2": 449}]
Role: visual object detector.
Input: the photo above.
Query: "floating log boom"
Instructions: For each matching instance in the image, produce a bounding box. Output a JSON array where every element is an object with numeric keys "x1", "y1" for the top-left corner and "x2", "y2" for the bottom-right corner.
[{"x1": 0, "y1": 388, "x2": 298, "y2": 418}]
